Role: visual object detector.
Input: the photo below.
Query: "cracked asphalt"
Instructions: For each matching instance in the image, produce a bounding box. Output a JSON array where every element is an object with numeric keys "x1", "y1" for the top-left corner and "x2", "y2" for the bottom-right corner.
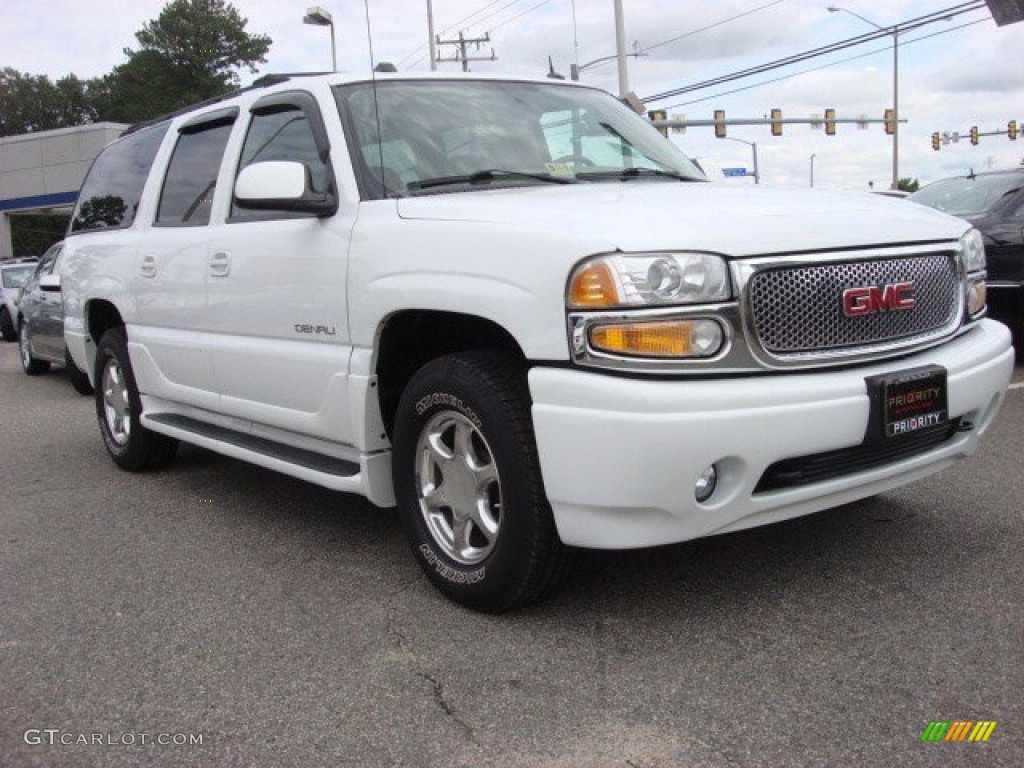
[{"x1": 1, "y1": 340, "x2": 1022, "y2": 768}]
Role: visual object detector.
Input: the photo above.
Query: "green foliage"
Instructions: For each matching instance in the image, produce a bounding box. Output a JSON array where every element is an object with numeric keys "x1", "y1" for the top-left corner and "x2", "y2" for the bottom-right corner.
[
  {"x1": 897, "y1": 177, "x2": 920, "y2": 193},
  {"x1": 0, "y1": 68, "x2": 97, "y2": 135},
  {"x1": 2, "y1": 0, "x2": 271, "y2": 133},
  {"x1": 10, "y1": 214, "x2": 70, "y2": 257}
]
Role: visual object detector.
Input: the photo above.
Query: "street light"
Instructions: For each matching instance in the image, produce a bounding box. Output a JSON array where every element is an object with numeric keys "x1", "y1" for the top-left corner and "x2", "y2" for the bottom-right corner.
[
  {"x1": 303, "y1": 6, "x2": 337, "y2": 73},
  {"x1": 721, "y1": 136, "x2": 760, "y2": 185},
  {"x1": 827, "y1": 6, "x2": 898, "y2": 190}
]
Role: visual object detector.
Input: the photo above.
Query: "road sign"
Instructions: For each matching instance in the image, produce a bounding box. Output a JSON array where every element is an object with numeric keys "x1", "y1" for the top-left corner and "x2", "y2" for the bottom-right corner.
[{"x1": 722, "y1": 167, "x2": 749, "y2": 177}]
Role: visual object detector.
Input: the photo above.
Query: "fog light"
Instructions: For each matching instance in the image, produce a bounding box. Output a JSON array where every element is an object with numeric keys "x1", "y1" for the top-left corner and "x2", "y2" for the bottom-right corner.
[{"x1": 695, "y1": 464, "x2": 718, "y2": 503}]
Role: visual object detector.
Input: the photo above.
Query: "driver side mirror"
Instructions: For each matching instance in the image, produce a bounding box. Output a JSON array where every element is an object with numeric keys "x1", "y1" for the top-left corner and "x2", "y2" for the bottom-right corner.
[
  {"x1": 233, "y1": 161, "x2": 337, "y2": 216},
  {"x1": 39, "y1": 273, "x2": 61, "y2": 292}
]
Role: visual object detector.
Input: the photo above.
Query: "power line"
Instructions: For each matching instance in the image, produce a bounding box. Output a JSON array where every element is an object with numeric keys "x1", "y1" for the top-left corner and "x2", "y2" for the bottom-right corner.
[
  {"x1": 644, "y1": 0, "x2": 788, "y2": 54},
  {"x1": 642, "y1": 1, "x2": 985, "y2": 103},
  {"x1": 397, "y1": 0, "x2": 511, "y2": 68},
  {"x1": 660, "y1": 16, "x2": 989, "y2": 110},
  {"x1": 583, "y1": 0, "x2": 789, "y2": 75},
  {"x1": 486, "y1": 0, "x2": 553, "y2": 33}
]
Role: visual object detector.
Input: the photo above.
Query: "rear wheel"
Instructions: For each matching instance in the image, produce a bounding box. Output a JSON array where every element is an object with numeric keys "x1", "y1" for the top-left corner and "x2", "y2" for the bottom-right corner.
[
  {"x1": 392, "y1": 351, "x2": 571, "y2": 612},
  {"x1": 18, "y1": 321, "x2": 50, "y2": 375},
  {"x1": 0, "y1": 307, "x2": 15, "y2": 341},
  {"x1": 94, "y1": 327, "x2": 177, "y2": 470}
]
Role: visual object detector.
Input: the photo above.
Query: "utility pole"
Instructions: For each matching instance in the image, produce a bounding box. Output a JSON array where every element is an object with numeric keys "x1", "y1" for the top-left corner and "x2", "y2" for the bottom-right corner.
[
  {"x1": 436, "y1": 31, "x2": 497, "y2": 72},
  {"x1": 613, "y1": 0, "x2": 629, "y2": 97},
  {"x1": 426, "y1": 0, "x2": 437, "y2": 71}
]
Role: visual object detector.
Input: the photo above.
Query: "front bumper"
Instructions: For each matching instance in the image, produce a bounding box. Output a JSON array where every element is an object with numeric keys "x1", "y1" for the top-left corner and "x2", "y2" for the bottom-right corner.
[{"x1": 529, "y1": 319, "x2": 1014, "y2": 549}]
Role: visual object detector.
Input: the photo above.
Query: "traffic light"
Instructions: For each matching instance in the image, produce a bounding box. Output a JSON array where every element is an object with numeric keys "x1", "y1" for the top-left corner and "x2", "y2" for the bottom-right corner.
[
  {"x1": 770, "y1": 108, "x2": 783, "y2": 136},
  {"x1": 1010, "y1": 120, "x2": 1018, "y2": 140},
  {"x1": 647, "y1": 109, "x2": 668, "y2": 137},
  {"x1": 970, "y1": 126, "x2": 979, "y2": 145},
  {"x1": 714, "y1": 109, "x2": 726, "y2": 138},
  {"x1": 884, "y1": 109, "x2": 895, "y2": 135},
  {"x1": 824, "y1": 108, "x2": 836, "y2": 136},
  {"x1": 931, "y1": 132, "x2": 941, "y2": 151}
]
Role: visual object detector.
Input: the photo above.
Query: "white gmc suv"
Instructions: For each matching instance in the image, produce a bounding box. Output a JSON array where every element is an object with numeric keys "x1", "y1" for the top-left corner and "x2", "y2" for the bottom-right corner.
[{"x1": 60, "y1": 72, "x2": 1014, "y2": 611}]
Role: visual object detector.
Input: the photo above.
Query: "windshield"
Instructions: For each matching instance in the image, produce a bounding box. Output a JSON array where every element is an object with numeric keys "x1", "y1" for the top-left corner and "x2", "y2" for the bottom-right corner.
[
  {"x1": 2, "y1": 265, "x2": 35, "y2": 289},
  {"x1": 335, "y1": 79, "x2": 706, "y2": 198},
  {"x1": 908, "y1": 173, "x2": 1022, "y2": 216}
]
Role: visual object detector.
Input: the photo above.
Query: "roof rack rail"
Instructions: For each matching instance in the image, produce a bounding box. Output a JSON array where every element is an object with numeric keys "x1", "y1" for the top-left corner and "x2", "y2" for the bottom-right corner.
[{"x1": 120, "y1": 73, "x2": 330, "y2": 137}]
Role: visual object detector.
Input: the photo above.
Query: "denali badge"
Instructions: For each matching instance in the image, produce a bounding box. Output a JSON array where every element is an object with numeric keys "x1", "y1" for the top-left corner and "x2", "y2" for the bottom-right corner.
[{"x1": 842, "y1": 282, "x2": 916, "y2": 317}]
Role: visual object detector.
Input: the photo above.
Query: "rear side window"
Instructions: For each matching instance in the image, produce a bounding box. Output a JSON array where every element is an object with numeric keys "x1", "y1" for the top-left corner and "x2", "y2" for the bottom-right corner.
[
  {"x1": 156, "y1": 116, "x2": 235, "y2": 226},
  {"x1": 70, "y1": 123, "x2": 168, "y2": 233}
]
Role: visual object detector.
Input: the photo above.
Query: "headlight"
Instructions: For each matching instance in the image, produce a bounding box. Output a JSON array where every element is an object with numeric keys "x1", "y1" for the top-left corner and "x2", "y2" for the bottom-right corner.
[
  {"x1": 959, "y1": 228, "x2": 987, "y2": 318},
  {"x1": 568, "y1": 252, "x2": 731, "y2": 309},
  {"x1": 960, "y1": 228, "x2": 985, "y2": 273}
]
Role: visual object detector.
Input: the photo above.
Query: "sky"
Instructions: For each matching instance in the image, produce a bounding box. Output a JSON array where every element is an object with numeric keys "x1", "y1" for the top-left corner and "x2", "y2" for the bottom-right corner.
[{"x1": 4, "y1": 0, "x2": 1023, "y2": 190}]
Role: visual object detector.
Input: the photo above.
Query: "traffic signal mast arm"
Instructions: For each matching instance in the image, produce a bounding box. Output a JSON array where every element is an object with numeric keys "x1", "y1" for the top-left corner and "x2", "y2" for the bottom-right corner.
[
  {"x1": 931, "y1": 121, "x2": 1020, "y2": 149},
  {"x1": 651, "y1": 116, "x2": 906, "y2": 129}
]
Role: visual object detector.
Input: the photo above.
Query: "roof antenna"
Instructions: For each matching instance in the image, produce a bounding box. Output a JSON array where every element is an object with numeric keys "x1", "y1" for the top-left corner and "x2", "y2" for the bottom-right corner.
[{"x1": 363, "y1": 0, "x2": 389, "y2": 197}]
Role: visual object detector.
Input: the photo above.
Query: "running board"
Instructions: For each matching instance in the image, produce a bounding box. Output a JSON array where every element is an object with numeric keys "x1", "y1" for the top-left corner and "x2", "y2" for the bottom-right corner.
[{"x1": 143, "y1": 412, "x2": 370, "y2": 495}]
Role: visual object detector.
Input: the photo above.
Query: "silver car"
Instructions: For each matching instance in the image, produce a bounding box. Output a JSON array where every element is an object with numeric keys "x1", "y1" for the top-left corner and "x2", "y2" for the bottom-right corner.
[
  {"x1": 16, "y1": 242, "x2": 93, "y2": 394},
  {"x1": 1, "y1": 257, "x2": 38, "y2": 341}
]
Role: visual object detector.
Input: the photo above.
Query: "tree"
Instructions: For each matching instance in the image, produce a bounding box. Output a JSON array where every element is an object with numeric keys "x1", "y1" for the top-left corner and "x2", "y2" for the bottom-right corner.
[
  {"x1": 0, "y1": 68, "x2": 97, "y2": 136},
  {"x1": 897, "y1": 177, "x2": 920, "y2": 193},
  {"x1": 95, "y1": 0, "x2": 271, "y2": 124}
]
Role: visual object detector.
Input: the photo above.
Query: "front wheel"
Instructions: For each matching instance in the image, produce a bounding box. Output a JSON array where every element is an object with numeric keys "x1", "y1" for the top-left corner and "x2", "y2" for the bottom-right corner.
[
  {"x1": 18, "y1": 321, "x2": 50, "y2": 375},
  {"x1": 392, "y1": 351, "x2": 571, "y2": 612},
  {"x1": 94, "y1": 327, "x2": 177, "y2": 470},
  {"x1": 66, "y1": 349, "x2": 94, "y2": 395}
]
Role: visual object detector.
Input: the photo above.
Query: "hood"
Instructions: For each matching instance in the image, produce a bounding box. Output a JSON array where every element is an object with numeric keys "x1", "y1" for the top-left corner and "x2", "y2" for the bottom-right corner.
[{"x1": 397, "y1": 182, "x2": 968, "y2": 257}]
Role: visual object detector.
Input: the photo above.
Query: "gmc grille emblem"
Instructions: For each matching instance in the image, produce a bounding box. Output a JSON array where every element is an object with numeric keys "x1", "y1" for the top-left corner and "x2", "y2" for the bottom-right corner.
[{"x1": 842, "y1": 282, "x2": 916, "y2": 316}]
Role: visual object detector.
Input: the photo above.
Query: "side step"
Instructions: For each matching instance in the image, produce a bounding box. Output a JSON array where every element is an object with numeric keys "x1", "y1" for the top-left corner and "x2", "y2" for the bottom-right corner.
[{"x1": 143, "y1": 412, "x2": 369, "y2": 495}]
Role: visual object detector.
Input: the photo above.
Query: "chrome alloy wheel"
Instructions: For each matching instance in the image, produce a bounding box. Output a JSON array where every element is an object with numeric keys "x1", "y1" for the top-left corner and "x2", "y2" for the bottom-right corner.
[
  {"x1": 101, "y1": 357, "x2": 131, "y2": 446},
  {"x1": 415, "y1": 411, "x2": 502, "y2": 565},
  {"x1": 18, "y1": 323, "x2": 32, "y2": 370}
]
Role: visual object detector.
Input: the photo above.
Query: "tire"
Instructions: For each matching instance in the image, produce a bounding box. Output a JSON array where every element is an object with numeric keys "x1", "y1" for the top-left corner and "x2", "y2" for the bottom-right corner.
[
  {"x1": 66, "y1": 349, "x2": 94, "y2": 395},
  {"x1": 94, "y1": 326, "x2": 177, "y2": 471},
  {"x1": 392, "y1": 351, "x2": 571, "y2": 612},
  {"x1": 18, "y1": 320, "x2": 50, "y2": 375},
  {"x1": 0, "y1": 307, "x2": 15, "y2": 341}
]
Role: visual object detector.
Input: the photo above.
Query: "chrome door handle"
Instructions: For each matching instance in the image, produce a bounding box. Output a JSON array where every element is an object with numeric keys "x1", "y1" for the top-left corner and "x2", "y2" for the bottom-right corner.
[{"x1": 141, "y1": 255, "x2": 157, "y2": 278}]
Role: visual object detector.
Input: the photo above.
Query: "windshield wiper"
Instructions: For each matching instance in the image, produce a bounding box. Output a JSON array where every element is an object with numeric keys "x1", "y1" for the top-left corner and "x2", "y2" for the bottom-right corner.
[
  {"x1": 575, "y1": 167, "x2": 701, "y2": 182},
  {"x1": 408, "y1": 169, "x2": 577, "y2": 191}
]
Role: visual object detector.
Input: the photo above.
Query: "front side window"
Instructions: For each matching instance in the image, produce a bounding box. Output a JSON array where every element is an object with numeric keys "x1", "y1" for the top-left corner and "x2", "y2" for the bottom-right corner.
[
  {"x1": 231, "y1": 106, "x2": 328, "y2": 221},
  {"x1": 70, "y1": 123, "x2": 169, "y2": 233},
  {"x1": 335, "y1": 80, "x2": 706, "y2": 199},
  {"x1": 156, "y1": 118, "x2": 235, "y2": 226}
]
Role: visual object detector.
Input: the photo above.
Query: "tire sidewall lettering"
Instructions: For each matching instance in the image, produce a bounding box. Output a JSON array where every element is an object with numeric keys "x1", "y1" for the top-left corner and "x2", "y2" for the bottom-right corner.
[
  {"x1": 415, "y1": 391, "x2": 483, "y2": 430},
  {"x1": 418, "y1": 543, "x2": 486, "y2": 584}
]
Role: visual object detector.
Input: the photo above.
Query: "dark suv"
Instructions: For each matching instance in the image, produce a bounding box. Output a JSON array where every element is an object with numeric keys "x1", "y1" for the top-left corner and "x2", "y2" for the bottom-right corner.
[{"x1": 908, "y1": 169, "x2": 1024, "y2": 316}]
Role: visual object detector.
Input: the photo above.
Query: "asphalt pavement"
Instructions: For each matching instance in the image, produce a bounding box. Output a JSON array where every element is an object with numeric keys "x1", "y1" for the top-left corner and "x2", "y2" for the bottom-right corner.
[{"x1": 1, "y1": 341, "x2": 1022, "y2": 768}]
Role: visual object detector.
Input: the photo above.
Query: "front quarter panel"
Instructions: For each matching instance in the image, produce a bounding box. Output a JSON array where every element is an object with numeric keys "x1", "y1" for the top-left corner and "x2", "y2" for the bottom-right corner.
[{"x1": 348, "y1": 202, "x2": 615, "y2": 360}]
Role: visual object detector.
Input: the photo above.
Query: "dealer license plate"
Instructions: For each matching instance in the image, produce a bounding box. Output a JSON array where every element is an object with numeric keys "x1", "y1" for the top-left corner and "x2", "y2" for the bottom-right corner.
[{"x1": 865, "y1": 365, "x2": 948, "y2": 441}]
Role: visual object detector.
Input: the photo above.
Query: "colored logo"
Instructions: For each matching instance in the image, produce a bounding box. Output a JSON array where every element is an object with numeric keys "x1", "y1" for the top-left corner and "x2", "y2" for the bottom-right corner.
[{"x1": 920, "y1": 721, "x2": 997, "y2": 742}]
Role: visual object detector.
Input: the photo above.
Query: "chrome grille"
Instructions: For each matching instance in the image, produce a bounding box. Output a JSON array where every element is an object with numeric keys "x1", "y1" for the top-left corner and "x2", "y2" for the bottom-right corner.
[{"x1": 748, "y1": 253, "x2": 960, "y2": 356}]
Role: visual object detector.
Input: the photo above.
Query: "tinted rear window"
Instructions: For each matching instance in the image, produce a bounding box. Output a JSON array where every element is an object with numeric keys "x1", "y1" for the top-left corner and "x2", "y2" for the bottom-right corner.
[{"x1": 70, "y1": 123, "x2": 169, "y2": 233}]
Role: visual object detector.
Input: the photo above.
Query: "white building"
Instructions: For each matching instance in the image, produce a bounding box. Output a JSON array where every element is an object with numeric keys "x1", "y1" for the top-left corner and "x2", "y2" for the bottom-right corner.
[{"x1": 0, "y1": 123, "x2": 126, "y2": 258}]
